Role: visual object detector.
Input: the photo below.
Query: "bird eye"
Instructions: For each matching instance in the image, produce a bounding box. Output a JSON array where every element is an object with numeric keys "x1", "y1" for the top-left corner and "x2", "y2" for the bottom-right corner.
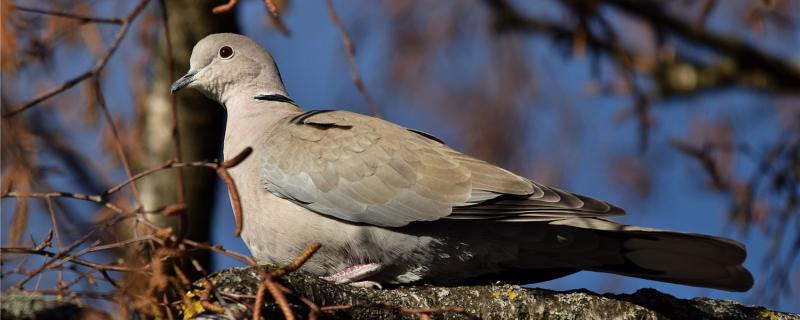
[{"x1": 219, "y1": 46, "x2": 234, "y2": 59}]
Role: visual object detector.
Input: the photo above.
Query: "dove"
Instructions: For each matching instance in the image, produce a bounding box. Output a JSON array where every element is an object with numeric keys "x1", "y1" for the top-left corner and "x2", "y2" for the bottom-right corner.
[{"x1": 171, "y1": 33, "x2": 753, "y2": 291}]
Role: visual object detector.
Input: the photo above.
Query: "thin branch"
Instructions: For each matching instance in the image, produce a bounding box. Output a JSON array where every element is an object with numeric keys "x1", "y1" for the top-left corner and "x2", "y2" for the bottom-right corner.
[
  {"x1": 7, "y1": 212, "x2": 134, "y2": 288},
  {"x1": 0, "y1": 148, "x2": 256, "y2": 289},
  {"x1": 271, "y1": 242, "x2": 321, "y2": 277},
  {"x1": 694, "y1": 0, "x2": 717, "y2": 30},
  {"x1": 262, "y1": 0, "x2": 290, "y2": 36},
  {"x1": 158, "y1": 0, "x2": 186, "y2": 215},
  {"x1": 600, "y1": 0, "x2": 800, "y2": 89},
  {"x1": 156, "y1": 0, "x2": 193, "y2": 268},
  {"x1": 94, "y1": 78, "x2": 144, "y2": 208},
  {"x1": 212, "y1": 0, "x2": 239, "y2": 14},
  {"x1": 671, "y1": 139, "x2": 729, "y2": 190},
  {"x1": 251, "y1": 242, "x2": 322, "y2": 320},
  {"x1": 3, "y1": 191, "x2": 125, "y2": 215},
  {"x1": 326, "y1": 0, "x2": 381, "y2": 117},
  {"x1": 104, "y1": 147, "x2": 250, "y2": 196},
  {"x1": 163, "y1": 293, "x2": 177, "y2": 320},
  {"x1": 252, "y1": 274, "x2": 271, "y2": 320},
  {"x1": 1, "y1": 247, "x2": 135, "y2": 272},
  {"x1": 263, "y1": 0, "x2": 280, "y2": 16},
  {"x1": 105, "y1": 160, "x2": 177, "y2": 196},
  {"x1": 210, "y1": 0, "x2": 289, "y2": 35},
  {"x1": 216, "y1": 167, "x2": 244, "y2": 236},
  {"x1": 181, "y1": 239, "x2": 256, "y2": 266},
  {"x1": 486, "y1": 0, "x2": 800, "y2": 95},
  {"x1": 83, "y1": 236, "x2": 160, "y2": 254},
  {"x1": 12, "y1": 4, "x2": 123, "y2": 24},
  {"x1": 102, "y1": 148, "x2": 251, "y2": 236},
  {"x1": 29, "y1": 289, "x2": 117, "y2": 300},
  {"x1": 43, "y1": 197, "x2": 65, "y2": 289},
  {"x1": 3, "y1": 0, "x2": 152, "y2": 117},
  {"x1": 198, "y1": 279, "x2": 226, "y2": 314},
  {"x1": 264, "y1": 277, "x2": 294, "y2": 320}
]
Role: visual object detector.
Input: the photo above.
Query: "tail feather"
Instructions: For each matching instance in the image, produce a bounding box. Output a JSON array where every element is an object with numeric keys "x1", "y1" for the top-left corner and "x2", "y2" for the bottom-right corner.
[{"x1": 552, "y1": 218, "x2": 753, "y2": 292}]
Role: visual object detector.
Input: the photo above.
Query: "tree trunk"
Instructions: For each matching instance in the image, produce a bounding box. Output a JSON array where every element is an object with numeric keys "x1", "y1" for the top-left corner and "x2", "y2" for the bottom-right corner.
[{"x1": 137, "y1": 0, "x2": 238, "y2": 279}]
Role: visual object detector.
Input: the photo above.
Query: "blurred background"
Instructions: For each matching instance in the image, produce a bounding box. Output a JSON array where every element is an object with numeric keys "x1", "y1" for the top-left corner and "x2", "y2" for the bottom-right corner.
[{"x1": 2, "y1": 0, "x2": 798, "y2": 315}]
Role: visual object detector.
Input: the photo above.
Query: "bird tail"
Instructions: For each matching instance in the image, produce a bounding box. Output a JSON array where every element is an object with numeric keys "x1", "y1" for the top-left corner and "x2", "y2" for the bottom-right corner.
[{"x1": 551, "y1": 218, "x2": 754, "y2": 292}]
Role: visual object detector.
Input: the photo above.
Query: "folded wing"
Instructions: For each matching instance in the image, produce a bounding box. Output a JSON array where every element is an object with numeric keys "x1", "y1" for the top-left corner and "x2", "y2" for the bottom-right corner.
[{"x1": 260, "y1": 110, "x2": 623, "y2": 227}]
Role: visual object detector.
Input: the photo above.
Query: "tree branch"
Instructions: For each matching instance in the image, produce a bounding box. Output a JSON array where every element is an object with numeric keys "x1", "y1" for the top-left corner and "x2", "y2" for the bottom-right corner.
[
  {"x1": 3, "y1": 0, "x2": 151, "y2": 117},
  {"x1": 184, "y1": 266, "x2": 796, "y2": 319},
  {"x1": 600, "y1": 0, "x2": 800, "y2": 90}
]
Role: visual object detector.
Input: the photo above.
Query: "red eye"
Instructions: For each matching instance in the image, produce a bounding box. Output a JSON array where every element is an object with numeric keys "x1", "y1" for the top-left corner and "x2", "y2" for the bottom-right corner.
[{"x1": 219, "y1": 46, "x2": 233, "y2": 59}]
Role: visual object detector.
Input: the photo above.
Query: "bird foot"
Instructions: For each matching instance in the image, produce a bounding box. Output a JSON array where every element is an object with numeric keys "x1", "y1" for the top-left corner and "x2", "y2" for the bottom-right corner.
[
  {"x1": 348, "y1": 280, "x2": 383, "y2": 289},
  {"x1": 322, "y1": 263, "x2": 382, "y2": 285}
]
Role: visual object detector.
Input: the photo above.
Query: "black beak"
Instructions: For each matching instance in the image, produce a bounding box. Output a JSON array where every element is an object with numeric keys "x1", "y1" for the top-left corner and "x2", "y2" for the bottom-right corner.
[{"x1": 170, "y1": 70, "x2": 197, "y2": 94}]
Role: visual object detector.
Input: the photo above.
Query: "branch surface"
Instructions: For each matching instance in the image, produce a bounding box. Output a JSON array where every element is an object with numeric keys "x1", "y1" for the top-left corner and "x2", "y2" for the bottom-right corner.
[{"x1": 182, "y1": 266, "x2": 796, "y2": 320}]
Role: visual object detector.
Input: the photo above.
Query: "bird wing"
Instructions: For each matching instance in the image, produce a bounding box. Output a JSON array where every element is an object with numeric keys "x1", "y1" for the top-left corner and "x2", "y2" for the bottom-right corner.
[{"x1": 260, "y1": 110, "x2": 623, "y2": 227}]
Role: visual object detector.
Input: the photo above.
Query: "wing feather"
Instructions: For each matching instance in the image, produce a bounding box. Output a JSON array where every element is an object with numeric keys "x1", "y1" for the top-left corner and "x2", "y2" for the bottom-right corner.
[{"x1": 260, "y1": 110, "x2": 623, "y2": 227}]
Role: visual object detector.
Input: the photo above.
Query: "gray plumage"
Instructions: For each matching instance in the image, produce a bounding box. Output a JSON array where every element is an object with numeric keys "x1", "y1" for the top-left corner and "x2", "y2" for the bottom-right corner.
[{"x1": 172, "y1": 33, "x2": 753, "y2": 292}]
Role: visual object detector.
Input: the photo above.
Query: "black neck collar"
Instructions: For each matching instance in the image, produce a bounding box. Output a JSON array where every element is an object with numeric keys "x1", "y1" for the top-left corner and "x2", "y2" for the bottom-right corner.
[{"x1": 253, "y1": 93, "x2": 295, "y2": 104}]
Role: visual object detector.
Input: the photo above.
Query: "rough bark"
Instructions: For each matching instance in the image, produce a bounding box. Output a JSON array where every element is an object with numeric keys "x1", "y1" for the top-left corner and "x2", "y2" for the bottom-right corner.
[
  {"x1": 0, "y1": 291, "x2": 110, "y2": 320},
  {"x1": 190, "y1": 266, "x2": 797, "y2": 320},
  {"x1": 135, "y1": 0, "x2": 238, "y2": 279},
  {"x1": 3, "y1": 266, "x2": 796, "y2": 319}
]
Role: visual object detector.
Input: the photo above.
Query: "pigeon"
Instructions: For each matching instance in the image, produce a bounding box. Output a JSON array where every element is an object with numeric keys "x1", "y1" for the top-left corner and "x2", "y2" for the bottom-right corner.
[{"x1": 171, "y1": 33, "x2": 753, "y2": 292}]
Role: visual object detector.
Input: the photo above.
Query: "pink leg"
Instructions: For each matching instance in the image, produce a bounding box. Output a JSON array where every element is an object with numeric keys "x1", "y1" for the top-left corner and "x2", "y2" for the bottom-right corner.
[{"x1": 322, "y1": 263, "x2": 383, "y2": 288}]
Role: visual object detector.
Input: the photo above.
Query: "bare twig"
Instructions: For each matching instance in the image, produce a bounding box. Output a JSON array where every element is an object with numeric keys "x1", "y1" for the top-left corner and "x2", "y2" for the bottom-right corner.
[
  {"x1": 83, "y1": 236, "x2": 161, "y2": 253},
  {"x1": 3, "y1": 0, "x2": 152, "y2": 117},
  {"x1": 695, "y1": 0, "x2": 717, "y2": 30},
  {"x1": 251, "y1": 242, "x2": 321, "y2": 320},
  {"x1": 3, "y1": 191, "x2": 126, "y2": 215},
  {"x1": 4, "y1": 2, "x2": 285, "y2": 314},
  {"x1": 12, "y1": 4, "x2": 123, "y2": 24},
  {"x1": 157, "y1": 1, "x2": 188, "y2": 248},
  {"x1": 210, "y1": 0, "x2": 289, "y2": 35},
  {"x1": 0, "y1": 148, "x2": 251, "y2": 291},
  {"x1": 163, "y1": 293, "x2": 176, "y2": 320},
  {"x1": 103, "y1": 148, "x2": 251, "y2": 235},
  {"x1": 671, "y1": 139, "x2": 729, "y2": 190},
  {"x1": 199, "y1": 279, "x2": 226, "y2": 314},
  {"x1": 105, "y1": 160, "x2": 176, "y2": 196},
  {"x1": 326, "y1": 0, "x2": 380, "y2": 117},
  {"x1": 601, "y1": 0, "x2": 800, "y2": 89},
  {"x1": 263, "y1": 0, "x2": 290, "y2": 36},
  {"x1": 252, "y1": 274, "x2": 271, "y2": 320},
  {"x1": 30, "y1": 289, "x2": 117, "y2": 300},
  {"x1": 487, "y1": 0, "x2": 800, "y2": 94},
  {"x1": 1, "y1": 247, "x2": 134, "y2": 272},
  {"x1": 264, "y1": 276, "x2": 294, "y2": 320},
  {"x1": 216, "y1": 168, "x2": 244, "y2": 236},
  {"x1": 94, "y1": 78, "x2": 144, "y2": 208},
  {"x1": 221, "y1": 147, "x2": 253, "y2": 168},
  {"x1": 212, "y1": 0, "x2": 239, "y2": 14},
  {"x1": 8, "y1": 213, "x2": 134, "y2": 288},
  {"x1": 182, "y1": 239, "x2": 257, "y2": 266},
  {"x1": 263, "y1": 0, "x2": 280, "y2": 16},
  {"x1": 42, "y1": 197, "x2": 65, "y2": 286},
  {"x1": 271, "y1": 242, "x2": 321, "y2": 277}
]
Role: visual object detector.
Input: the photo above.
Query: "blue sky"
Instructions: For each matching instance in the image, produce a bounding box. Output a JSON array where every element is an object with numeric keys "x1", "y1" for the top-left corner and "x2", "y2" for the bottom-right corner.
[{"x1": 2, "y1": 0, "x2": 797, "y2": 313}]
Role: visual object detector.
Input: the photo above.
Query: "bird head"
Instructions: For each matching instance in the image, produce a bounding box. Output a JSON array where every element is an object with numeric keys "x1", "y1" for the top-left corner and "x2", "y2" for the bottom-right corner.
[{"x1": 170, "y1": 33, "x2": 287, "y2": 105}]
